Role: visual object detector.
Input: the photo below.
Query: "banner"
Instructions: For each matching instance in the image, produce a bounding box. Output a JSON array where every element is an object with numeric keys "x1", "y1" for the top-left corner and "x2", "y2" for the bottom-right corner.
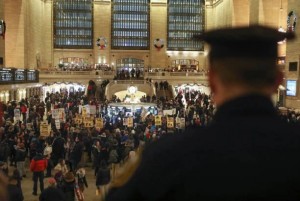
[
  {"x1": 52, "y1": 109, "x2": 59, "y2": 119},
  {"x1": 40, "y1": 121, "x2": 49, "y2": 137},
  {"x1": 83, "y1": 117, "x2": 93, "y2": 127},
  {"x1": 167, "y1": 117, "x2": 174, "y2": 128},
  {"x1": 55, "y1": 119, "x2": 60, "y2": 129},
  {"x1": 123, "y1": 118, "x2": 128, "y2": 126},
  {"x1": 163, "y1": 109, "x2": 173, "y2": 116},
  {"x1": 176, "y1": 117, "x2": 181, "y2": 128},
  {"x1": 14, "y1": 109, "x2": 21, "y2": 121},
  {"x1": 95, "y1": 118, "x2": 103, "y2": 129},
  {"x1": 59, "y1": 108, "x2": 65, "y2": 122},
  {"x1": 176, "y1": 117, "x2": 185, "y2": 129},
  {"x1": 84, "y1": 120, "x2": 94, "y2": 128},
  {"x1": 26, "y1": 123, "x2": 33, "y2": 130},
  {"x1": 75, "y1": 117, "x2": 83, "y2": 125},
  {"x1": 82, "y1": 107, "x2": 87, "y2": 117},
  {"x1": 155, "y1": 115, "x2": 162, "y2": 126},
  {"x1": 89, "y1": 105, "x2": 97, "y2": 115},
  {"x1": 79, "y1": 105, "x2": 82, "y2": 114},
  {"x1": 180, "y1": 118, "x2": 186, "y2": 129},
  {"x1": 127, "y1": 117, "x2": 133, "y2": 127}
]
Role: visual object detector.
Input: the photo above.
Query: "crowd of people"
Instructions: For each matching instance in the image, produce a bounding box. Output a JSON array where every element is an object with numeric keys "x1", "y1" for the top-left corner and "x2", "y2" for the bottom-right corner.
[
  {"x1": 0, "y1": 81, "x2": 215, "y2": 201},
  {"x1": 0, "y1": 75, "x2": 299, "y2": 201},
  {"x1": 114, "y1": 68, "x2": 143, "y2": 80}
]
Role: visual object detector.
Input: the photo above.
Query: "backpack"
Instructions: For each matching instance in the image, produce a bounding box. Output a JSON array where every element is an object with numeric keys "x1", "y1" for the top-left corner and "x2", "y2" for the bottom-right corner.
[{"x1": 54, "y1": 171, "x2": 64, "y2": 189}]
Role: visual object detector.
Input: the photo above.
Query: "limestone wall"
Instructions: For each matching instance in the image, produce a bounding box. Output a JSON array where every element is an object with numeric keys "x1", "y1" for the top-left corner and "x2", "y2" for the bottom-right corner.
[
  {"x1": 285, "y1": 0, "x2": 300, "y2": 108},
  {"x1": 26, "y1": 0, "x2": 44, "y2": 69},
  {"x1": 4, "y1": 0, "x2": 26, "y2": 68},
  {"x1": 42, "y1": 0, "x2": 53, "y2": 69}
]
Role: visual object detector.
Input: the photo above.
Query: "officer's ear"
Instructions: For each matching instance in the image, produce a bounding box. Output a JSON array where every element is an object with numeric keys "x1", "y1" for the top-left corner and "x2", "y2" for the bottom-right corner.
[{"x1": 208, "y1": 68, "x2": 217, "y2": 95}]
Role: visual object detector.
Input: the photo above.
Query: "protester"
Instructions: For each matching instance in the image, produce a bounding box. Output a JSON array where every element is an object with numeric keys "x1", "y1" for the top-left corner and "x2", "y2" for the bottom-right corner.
[
  {"x1": 54, "y1": 158, "x2": 68, "y2": 176},
  {"x1": 96, "y1": 160, "x2": 111, "y2": 200},
  {"x1": 7, "y1": 175, "x2": 23, "y2": 201},
  {"x1": 76, "y1": 165, "x2": 88, "y2": 192},
  {"x1": 39, "y1": 177, "x2": 65, "y2": 201},
  {"x1": 30, "y1": 151, "x2": 48, "y2": 196},
  {"x1": 61, "y1": 172, "x2": 76, "y2": 201},
  {"x1": 43, "y1": 141, "x2": 53, "y2": 177},
  {"x1": 15, "y1": 143, "x2": 26, "y2": 178}
]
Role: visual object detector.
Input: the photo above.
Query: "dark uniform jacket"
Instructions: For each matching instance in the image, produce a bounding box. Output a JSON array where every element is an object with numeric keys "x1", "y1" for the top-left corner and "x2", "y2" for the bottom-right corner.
[{"x1": 106, "y1": 95, "x2": 300, "y2": 201}]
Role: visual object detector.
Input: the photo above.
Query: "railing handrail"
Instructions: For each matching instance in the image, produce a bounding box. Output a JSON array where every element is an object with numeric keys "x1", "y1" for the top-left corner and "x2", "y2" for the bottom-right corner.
[{"x1": 39, "y1": 70, "x2": 208, "y2": 80}]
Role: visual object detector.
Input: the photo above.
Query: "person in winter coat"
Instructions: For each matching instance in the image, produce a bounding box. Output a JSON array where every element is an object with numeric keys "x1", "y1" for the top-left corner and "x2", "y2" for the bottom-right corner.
[
  {"x1": 61, "y1": 172, "x2": 76, "y2": 201},
  {"x1": 20, "y1": 104, "x2": 27, "y2": 122},
  {"x1": 30, "y1": 151, "x2": 48, "y2": 195},
  {"x1": 12, "y1": 169, "x2": 22, "y2": 189},
  {"x1": 96, "y1": 160, "x2": 111, "y2": 200},
  {"x1": 91, "y1": 140, "x2": 101, "y2": 176},
  {"x1": 39, "y1": 177, "x2": 65, "y2": 201},
  {"x1": 51, "y1": 134, "x2": 65, "y2": 167},
  {"x1": 0, "y1": 140, "x2": 10, "y2": 163},
  {"x1": 76, "y1": 166, "x2": 88, "y2": 192},
  {"x1": 108, "y1": 140, "x2": 119, "y2": 179},
  {"x1": 43, "y1": 141, "x2": 53, "y2": 177},
  {"x1": 7, "y1": 175, "x2": 23, "y2": 201},
  {"x1": 15, "y1": 143, "x2": 27, "y2": 177},
  {"x1": 70, "y1": 137, "x2": 84, "y2": 172},
  {"x1": 54, "y1": 158, "x2": 68, "y2": 176}
]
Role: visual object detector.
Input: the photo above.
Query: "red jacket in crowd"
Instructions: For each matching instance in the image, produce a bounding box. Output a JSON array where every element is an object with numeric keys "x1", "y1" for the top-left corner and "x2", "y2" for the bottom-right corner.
[
  {"x1": 30, "y1": 153, "x2": 48, "y2": 172},
  {"x1": 20, "y1": 105, "x2": 27, "y2": 114}
]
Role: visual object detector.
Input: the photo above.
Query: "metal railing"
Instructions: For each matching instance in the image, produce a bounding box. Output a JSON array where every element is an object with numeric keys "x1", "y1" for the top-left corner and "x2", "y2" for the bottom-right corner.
[{"x1": 39, "y1": 70, "x2": 208, "y2": 80}]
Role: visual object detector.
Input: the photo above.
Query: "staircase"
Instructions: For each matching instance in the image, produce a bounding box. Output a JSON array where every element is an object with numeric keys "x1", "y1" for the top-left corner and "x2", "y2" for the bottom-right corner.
[{"x1": 156, "y1": 87, "x2": 173, "y2": 100}]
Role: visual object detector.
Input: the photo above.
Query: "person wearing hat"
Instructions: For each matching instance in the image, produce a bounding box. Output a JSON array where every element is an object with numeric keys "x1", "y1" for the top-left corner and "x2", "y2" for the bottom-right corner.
[
  {"x1": 39, "y1": 177, "x2": 65, "y2": 201},
  {"x1": 61, "y1": 172, "x2": 76, "y2": 201},
  {"x1": 61, "y1": 172, "x2": 84, "y2": 201},
  {"x1": 106, "y1": 25, "x2": 300, "y2": 201}
]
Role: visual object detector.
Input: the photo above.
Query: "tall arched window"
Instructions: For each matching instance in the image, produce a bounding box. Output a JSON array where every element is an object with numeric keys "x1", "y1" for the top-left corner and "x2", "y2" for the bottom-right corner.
[
  {"x1": 111, "y1": 0, "x2": 150, "y2": 50},
  {"x1": 53, "y1": 0, "x2": 93, "y2": 49},
  {"x1": 167, "y1": 0, "x2": 205, "y2": 51}
]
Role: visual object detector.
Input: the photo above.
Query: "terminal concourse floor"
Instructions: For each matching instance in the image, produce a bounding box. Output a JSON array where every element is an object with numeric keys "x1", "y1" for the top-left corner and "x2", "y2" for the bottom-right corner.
[{"x1": 15, "y1": 165, "x2": 100, "y2": 201}]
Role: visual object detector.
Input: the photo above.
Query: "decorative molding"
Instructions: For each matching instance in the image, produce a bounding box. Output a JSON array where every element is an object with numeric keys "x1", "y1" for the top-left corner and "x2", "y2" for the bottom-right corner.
[
  {"x1": 151, "y1": 2, "x2": 167, "y2": 6},
  {"x1": 94, "y1": 0, "x2": 111, "y2": 4},
  {"x1": 205, "y1": 0, "x2": 223, "y2": 8}
]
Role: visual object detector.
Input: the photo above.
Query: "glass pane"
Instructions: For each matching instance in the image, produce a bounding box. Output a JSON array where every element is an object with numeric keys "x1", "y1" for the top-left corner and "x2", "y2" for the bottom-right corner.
[
  {"x1": 167, "y1": 0, "x2": 204, "y2": 51},
  {"x1": 112, "y1": 0, "x2": 150, "y2": 50},
  {"x1": 53, "y1": 0, "x2": 93, "y2": 49}
]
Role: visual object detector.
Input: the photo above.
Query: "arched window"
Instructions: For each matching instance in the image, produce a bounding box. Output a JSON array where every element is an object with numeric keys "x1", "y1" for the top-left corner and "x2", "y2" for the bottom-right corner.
[
  {"x1": 111, "y1": 0, "x2": 150, "y2": 50},
  {"x1": 167, "y1": 0, "x2": 205, "y2": 51},
  {"x1": 53, "y1": 0, "x2": 93, "y2": 49}
]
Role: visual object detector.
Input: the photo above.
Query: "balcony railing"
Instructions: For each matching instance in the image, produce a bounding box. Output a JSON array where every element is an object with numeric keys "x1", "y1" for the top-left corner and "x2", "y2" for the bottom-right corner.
[{"x1": 39, "y1": 70, "x2": 208, "y2": 81}]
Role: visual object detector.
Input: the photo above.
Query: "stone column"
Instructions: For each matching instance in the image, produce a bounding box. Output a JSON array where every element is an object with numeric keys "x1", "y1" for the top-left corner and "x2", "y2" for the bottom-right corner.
[
  {"x1": 4, "y1": 0, "x2": 26, "y2": 68},
  {"x1": 94, "y1": 0, "x2": 111, "y2": 67},
  {"x1": 150, "y1": 0, "x2": 167, "y2": 68}
]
